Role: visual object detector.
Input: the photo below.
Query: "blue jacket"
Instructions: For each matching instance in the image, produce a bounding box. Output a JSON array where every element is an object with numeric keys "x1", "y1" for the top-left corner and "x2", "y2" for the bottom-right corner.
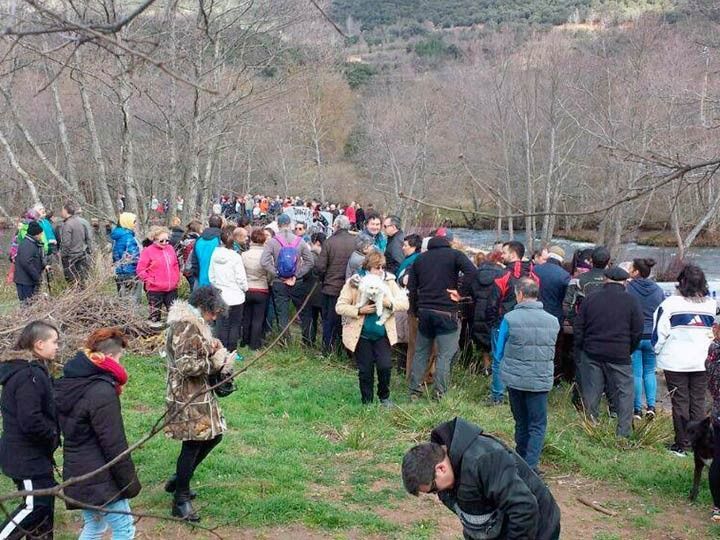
[
  {"x1": 627, "y1": 277, "x2": 665, "y2": 338},
  {"x1": 496, "y1": 300, "x2": 559, "y2": 392},
  {"x1": 534, "y1": 260, "x2": 570, "y2": 323},
  {"x1": 192, "y1": 227, "x2": 221, "y2": 286},
  {"x1": 110, "y1": 226, "x2": 140, "y2": 276}
]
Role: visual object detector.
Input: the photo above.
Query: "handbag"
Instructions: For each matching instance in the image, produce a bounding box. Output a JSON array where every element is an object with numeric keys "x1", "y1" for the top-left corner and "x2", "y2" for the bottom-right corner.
[{"x1": 209, "y1": 371, "x2": 236, "y2": 398}]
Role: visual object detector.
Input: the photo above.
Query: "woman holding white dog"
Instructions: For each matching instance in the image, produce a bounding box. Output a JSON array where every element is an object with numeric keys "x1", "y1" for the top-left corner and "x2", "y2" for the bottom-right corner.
[{"x1": 337, "y1": 251, "x2": 408, "y2": 406}]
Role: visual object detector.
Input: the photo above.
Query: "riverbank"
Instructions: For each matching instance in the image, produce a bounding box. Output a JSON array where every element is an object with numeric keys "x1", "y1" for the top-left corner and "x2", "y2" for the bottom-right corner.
[{"x1": 557, "y1": 228, "x2": 720, "y2": 248}]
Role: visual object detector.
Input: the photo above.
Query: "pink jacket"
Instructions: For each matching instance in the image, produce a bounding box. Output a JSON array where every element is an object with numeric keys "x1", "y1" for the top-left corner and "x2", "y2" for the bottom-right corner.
[{"x1": 136, "y1": 243, "x2": 180, "y2": 292}]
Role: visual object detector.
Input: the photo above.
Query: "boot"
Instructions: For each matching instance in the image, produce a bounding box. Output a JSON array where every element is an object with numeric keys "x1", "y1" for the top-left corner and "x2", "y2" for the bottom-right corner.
[
  {"x1": 164, "y1": 475, "x2": 197, "y2": 499},
  {"x1": 172, "y1": 495, "x2": 200, "y2": 522}
]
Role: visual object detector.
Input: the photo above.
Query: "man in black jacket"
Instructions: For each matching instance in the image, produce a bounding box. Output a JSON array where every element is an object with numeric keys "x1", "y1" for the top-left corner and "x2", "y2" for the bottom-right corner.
[
  {"x1": 0, "y1": 321, "x2": 60, "y2": 539},
  {"x1": 408, "y1": 236, "x2": 476, "y2": 399},
  {"x1": 13, "y1": 221, "x2": 47, "y2": 302},
  {"x1": 402, "y1": 417, "x2": 561, "y2": 540},
  {"x1": 575, "y1": 266, "x2": 643, "y2": 437},
  {"x1": 382, "y1": 215, "x2": 405, "y2": 276}
]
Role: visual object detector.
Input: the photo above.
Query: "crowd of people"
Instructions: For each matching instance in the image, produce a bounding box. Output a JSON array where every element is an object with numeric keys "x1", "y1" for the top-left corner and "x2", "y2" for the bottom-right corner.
[{"x1": 5, "y1": 196, "x2": 720, "y2": 537}]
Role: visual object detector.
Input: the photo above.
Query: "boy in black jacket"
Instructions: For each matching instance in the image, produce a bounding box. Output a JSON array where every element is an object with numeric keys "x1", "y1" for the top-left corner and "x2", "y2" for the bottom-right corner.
[
  {"x1": 55, "y1": 328, "x2": 140, "y2": 538},
  {"x1": 0, "y1": 321, "x2": 60, "y2": 539},
  {"x1": 13, "y1": 221, "x2": 47, "y2": 302}
]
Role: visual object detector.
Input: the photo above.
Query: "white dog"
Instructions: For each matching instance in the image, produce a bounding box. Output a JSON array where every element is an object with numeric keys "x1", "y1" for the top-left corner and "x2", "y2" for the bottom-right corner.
[{"x1": 357, "y1": 273, "x2": 392, "y2": 325}]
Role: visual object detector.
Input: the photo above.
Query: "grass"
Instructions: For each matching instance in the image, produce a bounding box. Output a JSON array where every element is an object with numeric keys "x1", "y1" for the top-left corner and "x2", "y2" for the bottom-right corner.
[{"x1": 1, "y1": 343, "x2": 719, "y2": 539}]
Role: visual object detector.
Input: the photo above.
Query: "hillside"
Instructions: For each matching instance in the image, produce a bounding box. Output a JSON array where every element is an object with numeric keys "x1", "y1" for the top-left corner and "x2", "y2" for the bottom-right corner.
[{"x1": 332, "y1": 0, "x2": 678, "y2": 31}]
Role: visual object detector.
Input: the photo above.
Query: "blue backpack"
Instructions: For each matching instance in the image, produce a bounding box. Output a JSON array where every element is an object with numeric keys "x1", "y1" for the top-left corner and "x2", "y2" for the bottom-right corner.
[{"x1": 275, "y1": 235, "x2": 302, "y2": 279}]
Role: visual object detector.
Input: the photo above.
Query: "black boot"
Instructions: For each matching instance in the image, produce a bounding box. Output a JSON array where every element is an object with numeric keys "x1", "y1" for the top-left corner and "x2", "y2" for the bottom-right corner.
[
  {"x1": 164, "y1": 475, "x2": 197, "y2": 499},
  {"x1": 172, "y1": 495, "x2": 200, "y2": 522}
]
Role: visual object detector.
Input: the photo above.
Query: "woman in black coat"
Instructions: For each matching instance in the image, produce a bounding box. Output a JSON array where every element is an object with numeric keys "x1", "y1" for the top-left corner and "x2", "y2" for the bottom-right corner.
[
  {"x1": 55, "y1": 328, "x2": 140, "y2": 538},
  {"x1": 471, "y1": 253, "x2": 505, "y2": 376}
]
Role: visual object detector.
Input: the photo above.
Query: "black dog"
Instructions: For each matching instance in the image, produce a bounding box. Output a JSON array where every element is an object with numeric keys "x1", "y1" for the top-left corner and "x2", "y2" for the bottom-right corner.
[{"x1": 687, "y1": 417, "x2": 715, "y2": 501}]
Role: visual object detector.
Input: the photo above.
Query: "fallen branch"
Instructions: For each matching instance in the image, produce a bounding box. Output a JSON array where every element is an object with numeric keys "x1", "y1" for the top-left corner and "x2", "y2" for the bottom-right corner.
[{"x1": 577, "y1": 497, "x2": 617, "y2": 517}]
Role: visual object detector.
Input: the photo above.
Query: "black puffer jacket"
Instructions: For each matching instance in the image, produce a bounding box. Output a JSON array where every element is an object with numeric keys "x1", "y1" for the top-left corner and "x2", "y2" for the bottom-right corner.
[
  {"x1": 471, "y1": 263, "x2": 505, "y2": 348},
  {"x1": 55, "y1": 351, "x2": 140, "y2": 508},
  {"x1": 0, "y1": 353, "x2": 58, "y2": 479},
  {"x1": 432, "y1": 417, "x2": 561, "y2": 540},
  {"x1": 14, "y1": 236, "x2": 45, "y2": 287}
]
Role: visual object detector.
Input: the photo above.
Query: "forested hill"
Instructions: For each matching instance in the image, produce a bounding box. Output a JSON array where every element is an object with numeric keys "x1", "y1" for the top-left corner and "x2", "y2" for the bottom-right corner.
[{"x1": 331, "y1": 0, "x2": 676, "y2": 30}]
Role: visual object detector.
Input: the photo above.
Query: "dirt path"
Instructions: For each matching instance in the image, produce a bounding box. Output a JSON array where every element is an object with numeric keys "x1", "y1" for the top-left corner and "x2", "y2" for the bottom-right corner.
[{"x1": 126, "y1": 473, "x2": 715, "y2": 540}]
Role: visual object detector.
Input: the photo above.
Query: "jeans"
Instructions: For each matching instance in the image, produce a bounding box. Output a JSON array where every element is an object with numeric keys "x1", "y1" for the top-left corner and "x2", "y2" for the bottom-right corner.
[
  {"x1": 80, "y1": 499, "x2": 135, "y2": 539},
  {"x1": 321, "y1": 294, "x2": 342, "y2": 353},
  {"x1": 409, "y1": 326, "x2": 460, "y2": 398},
  {"x1": 581, "y1": 353, "x2": 634, "y2": 437},
  {"x1": 242, "y1": 291, "x2": 268, "y2": 350},
  {"x1": 355, "y1": 337, "x2": 392, "y2": 403},
  {"x1": 507, "y1": 388, "x2": 549, "y2": 470},
  {"x1": 490, "y1": 327, "x2": 506, "y2": 401},
  {"x1": 0, "y1": 476, "x2": 55, "y2": 540},
  {"x1": 216, "y1": 304, "x2": 244, "y2": 351},
  {"x1": 174, "y1": 435, "x2": 223, "y2": 501},
  {"x1": 271, "y1": 279, "x2": 313, "y2": 345},
  {"x1": 147, "y1": 290, "x2": 178, "y2": 322},
  {"x1": 664, "y1": 370, "x2": 707, "y2": 450},
  {"x1": 15, "y1": 283, "x2": 38, "y2": 302},
  {"x1": 631, "y1": 339, "x2": 657, "y2": 410}
]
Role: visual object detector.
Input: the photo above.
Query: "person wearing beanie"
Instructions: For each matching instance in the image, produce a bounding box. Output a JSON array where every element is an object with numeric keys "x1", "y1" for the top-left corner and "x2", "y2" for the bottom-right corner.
[
  {"x1": 13, "y1": 221, "x2": 47, "y2": 302},
  {"x1": 111, "y1": 212, "x2": 142, "y2": 300},
  {"x1": 575, "y1": 265, "x2": 643, "y2": 437}
]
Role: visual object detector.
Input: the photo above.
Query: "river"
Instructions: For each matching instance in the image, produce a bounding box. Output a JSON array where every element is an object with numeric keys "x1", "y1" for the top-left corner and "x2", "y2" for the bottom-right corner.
[{"x1": 452, "y1": 229, "x2": 720, "y2": 281}]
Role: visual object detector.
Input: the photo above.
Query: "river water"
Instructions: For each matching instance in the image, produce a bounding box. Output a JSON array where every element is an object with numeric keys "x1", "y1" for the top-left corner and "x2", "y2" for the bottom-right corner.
[{"x1": 452, "y1": 229, "x2": 720, "y2": 281}]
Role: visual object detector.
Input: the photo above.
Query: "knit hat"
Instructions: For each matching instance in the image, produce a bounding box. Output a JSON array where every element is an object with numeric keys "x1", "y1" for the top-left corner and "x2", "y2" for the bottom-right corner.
[
  {"x1": 548, "y1": 245, "x2": 565, "y2": 262},
  {"x1": 435, "y1": 227, "x2": 454, "y2": 242},
  {"x1": 604, "y1": 266, "x2": 629, "y2": 282},
  {"x1": 27, "y1": 221, "x2": 43, "y2": 237},
  {"x1": 277, "y1": 213, "x2": 291, "y2": 226},
  {"x1": 118, "y1": 212, "x2": 137, "y2": 229}
]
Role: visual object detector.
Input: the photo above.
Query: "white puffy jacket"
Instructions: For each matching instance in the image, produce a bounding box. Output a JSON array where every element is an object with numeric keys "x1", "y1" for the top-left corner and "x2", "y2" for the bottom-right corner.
[
  {"x1": 209, "y1": 247, "x2": 248, "y2": 306},
  {"x1": 652, "y1": 294, "x2": 716, "y2": 372}
]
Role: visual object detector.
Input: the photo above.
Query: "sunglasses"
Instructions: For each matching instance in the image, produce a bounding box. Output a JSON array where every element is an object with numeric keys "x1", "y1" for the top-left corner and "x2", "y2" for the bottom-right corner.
[
  {"x1": 157, "y1": 239, "x2": 170, "y2": 244},
  {"x1": 295, "y1": 226, "x2": 305, "y2": 230}
]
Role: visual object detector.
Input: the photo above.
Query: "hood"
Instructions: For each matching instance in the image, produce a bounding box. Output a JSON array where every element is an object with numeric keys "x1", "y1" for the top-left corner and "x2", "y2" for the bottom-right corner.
[
  {"x1": 0, "y1": 350, "x2": 48, "y2": 385},
  {"x1": 431, "y1": 417, "x2": 483, "y2": 474},
  {"x1": 427, "y1": 236, "x2": 451, "y2": 250},
  {"x1": 201, "y1": 227, "x2": 222, "y2": 241},
  {"x1": 167, "y1": 299, "x2": 205, "y2": 327},
  {"x1": 476, "y1": 263, "x2": 502, "y2": 285},
  {"x1": 515, "y1": 300, "x2": 544, "y2": 310},
  {"x1": 628, "y1": 278, "x2": 660, "y2": 297},
  {"x1": 110, "y1": 226, "x2": 133, "y2": 241},
  {"x1": 506, "y1": 260, "x2": 533, "y2": 279},
  {"x1": 212, "y1": 246, "x2": 236, "y2": 265},
  {"x1": 55, "y1": 351, "x2": 111, "y2": 413}
]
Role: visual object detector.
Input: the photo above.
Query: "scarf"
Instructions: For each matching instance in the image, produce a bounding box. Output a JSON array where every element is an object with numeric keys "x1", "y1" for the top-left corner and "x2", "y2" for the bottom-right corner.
[{"x1": 85, "y1": 349, "x2": 129, "y2": 395}]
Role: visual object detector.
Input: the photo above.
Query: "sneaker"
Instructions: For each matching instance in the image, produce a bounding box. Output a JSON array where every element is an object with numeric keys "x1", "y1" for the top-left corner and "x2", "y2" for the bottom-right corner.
[
  {"x1": 712, "y1": 508, "x2": 720, "y2": 523},
  {"x1": 645, "y1": 406, "x2": 656, "y2": 420},
  {"x1": 633, "y1": 409, "x2": 643, "y2": 421},
  {"x1": 409, "y1": 393, "x2": 421, "y2": 402},
  {"x1": 380, "y1": 398, "x2": 395, "y2": 408},
  {"x1": 668, "y1": 444, "x2": 687, "y2": 458},
  {"x1": 481, "y1": 367, "x2": 492, "y2": 377},
  {"x1": 485, "y1": 397, "x2": 504, "y2": 407}
]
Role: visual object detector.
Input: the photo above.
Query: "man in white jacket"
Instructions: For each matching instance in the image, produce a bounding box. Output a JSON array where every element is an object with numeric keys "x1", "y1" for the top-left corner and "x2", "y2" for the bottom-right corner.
[{"x1": 652, "y1": 264, "x2": 716, "y2": 457}]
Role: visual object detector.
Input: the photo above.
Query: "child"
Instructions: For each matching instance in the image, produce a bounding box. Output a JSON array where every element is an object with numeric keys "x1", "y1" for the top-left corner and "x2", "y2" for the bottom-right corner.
[
  {"x1": 55, "y1": 328, "x2": 141, "y2": 538},
  {"x1": 0, "y1": 320, "x2": 60, "y2": 539},
  {"x1": 706, "y1": 319, "x2": 720, "y2": 522}
]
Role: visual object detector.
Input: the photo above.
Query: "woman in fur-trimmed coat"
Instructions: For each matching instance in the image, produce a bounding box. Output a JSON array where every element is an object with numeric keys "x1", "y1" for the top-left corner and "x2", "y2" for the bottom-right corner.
[{"x1": 164, "y1": 286, "x2": 236, "y2": 522}]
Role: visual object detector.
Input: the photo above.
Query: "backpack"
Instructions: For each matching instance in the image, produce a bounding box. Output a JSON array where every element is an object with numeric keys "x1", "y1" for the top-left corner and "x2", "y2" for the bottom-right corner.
[
  {"x1": 179, "y1": 238, "x2": 197, "y2": 277},
  {"x1": 275, "y1": 235, "x2": 302, "y2": 279}
]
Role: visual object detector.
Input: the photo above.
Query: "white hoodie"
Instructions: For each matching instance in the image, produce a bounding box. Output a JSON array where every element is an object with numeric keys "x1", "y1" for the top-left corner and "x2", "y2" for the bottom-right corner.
[
  {"x1": 652, "y1": 294, "x2": 716, "y2": 372},
  {"x1": 209, "y1": 247, "x2": 248, "y2": 306}
]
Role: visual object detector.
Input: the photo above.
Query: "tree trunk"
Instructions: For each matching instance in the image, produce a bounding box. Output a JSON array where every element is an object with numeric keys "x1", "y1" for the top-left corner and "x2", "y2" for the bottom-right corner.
[{"x1": 0, "y1": 127, "x2": 40, "y2": 204}]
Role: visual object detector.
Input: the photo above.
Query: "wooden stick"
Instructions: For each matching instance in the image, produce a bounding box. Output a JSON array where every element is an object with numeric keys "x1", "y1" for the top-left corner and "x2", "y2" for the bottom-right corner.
[{"x1": 577, "y1": 497, "x2": 617, "y2": 517}]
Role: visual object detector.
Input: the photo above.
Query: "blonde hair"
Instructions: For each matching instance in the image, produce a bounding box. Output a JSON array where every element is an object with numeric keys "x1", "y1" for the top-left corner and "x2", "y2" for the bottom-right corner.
[
  {"x1": 118, "y1": 212, "x2": 137, "y2": 229},
  {"x1": 171, "y1": 216, "x2": 182, "y2": 227},
  {"x1": 148, "y1": 226, "x2": 170, "y2": 241},
  {"x1": 362, "y1": 250, "x2": 386, "y2": 270}
]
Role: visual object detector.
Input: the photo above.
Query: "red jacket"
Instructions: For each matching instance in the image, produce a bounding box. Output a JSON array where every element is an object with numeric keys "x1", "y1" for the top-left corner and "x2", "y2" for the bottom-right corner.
[
  {"x1": 344, "y1": 206, "x2": 356, "y2": 224},
  {"x1": 136, "y1": 243, "x2": 180, "y2": 292}
]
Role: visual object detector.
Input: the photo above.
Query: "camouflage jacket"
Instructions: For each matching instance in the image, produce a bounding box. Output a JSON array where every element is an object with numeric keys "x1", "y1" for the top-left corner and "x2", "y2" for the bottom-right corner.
[{"x1": 164, "y1": 300, "x2": 234, "y2": 441}]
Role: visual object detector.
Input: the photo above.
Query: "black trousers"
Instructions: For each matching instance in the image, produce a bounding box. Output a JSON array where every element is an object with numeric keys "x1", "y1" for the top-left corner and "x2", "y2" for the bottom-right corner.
[
  {"x1": 355, "y1": 336, "x2": 392, "y2": 403},
  {"x1": 147, "y1": 290, "x2": 178, "y2": 322},
  {"x1": 271, "y1": 279, "x2": 313, "y2": 345},
  {"x1": 0, "y1": 476, "x2": 55, "y2": 539},
  {"x1": 664, "y1": 370, "x2": 707, "y2": 450},
  {"x1": 216, "y1": 304, "x2": 244, "y2": 351},
  {"x1": 322, "y1": 294, "x2": 342, "y2": 353},
  {"x1": 242, "y1": 291, "x2": 268, "y2": 350},
  {"x1": 15, "y1": 284, "x2": 38, "y2": 303},
  {"x1": 174, "y1": 435, "x2": 223, "y2": 501}
]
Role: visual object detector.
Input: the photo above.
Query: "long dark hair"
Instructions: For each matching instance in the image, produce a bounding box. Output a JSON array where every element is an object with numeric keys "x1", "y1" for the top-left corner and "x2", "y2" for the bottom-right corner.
[
  {"x1": 677, "y1": 264, "x2": 709, "y2": 299},
  {"x1": 632, "y1": 258, "x2": 656, "y2": 279}
]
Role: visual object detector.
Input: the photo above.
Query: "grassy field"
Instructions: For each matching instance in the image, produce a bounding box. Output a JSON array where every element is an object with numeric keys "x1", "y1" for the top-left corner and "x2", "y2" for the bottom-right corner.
[{"x1": 1, "y1": 341, "x2": 719, "y2": 539}]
